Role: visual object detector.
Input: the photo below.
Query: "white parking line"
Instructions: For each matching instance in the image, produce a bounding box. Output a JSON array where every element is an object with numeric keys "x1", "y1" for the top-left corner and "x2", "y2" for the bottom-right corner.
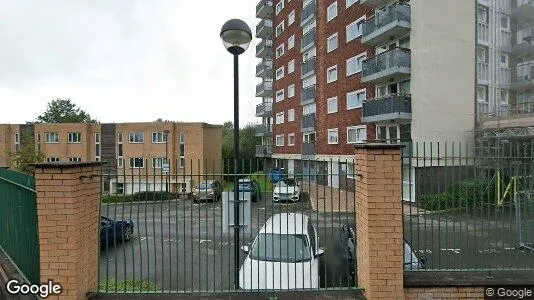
[{"x1": 441, "y1": 248, "x2": 461, "y2": 254}]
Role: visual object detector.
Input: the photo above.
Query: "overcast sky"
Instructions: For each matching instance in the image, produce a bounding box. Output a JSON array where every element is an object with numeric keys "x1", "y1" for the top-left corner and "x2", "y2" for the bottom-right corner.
[{"x1": 0, "y1": 0, "x2": 262, "y2": 126}]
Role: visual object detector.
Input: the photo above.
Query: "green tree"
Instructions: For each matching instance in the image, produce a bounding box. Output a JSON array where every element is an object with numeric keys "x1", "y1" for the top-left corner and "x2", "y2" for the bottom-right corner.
[
  {"x1": 37, "y1": 99, "x2": 97, "y2": 123},
  {"x1": 5, "y1": 132, "x2": 45, "y2": 175},
  {"x1": 222, "y1": 122, "x2": 261, "y2": 179}
]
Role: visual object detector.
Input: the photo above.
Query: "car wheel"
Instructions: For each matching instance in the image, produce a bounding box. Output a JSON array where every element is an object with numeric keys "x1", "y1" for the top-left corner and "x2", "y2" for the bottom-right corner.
[{"x1": 122, "y1": 226, "x2": 133, "y2": 241}]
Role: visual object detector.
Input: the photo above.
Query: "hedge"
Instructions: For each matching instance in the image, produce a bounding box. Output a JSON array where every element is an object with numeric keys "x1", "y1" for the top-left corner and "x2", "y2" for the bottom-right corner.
[
  {"x1": 101, "y1": 191, "x2": 181, "y2": 203},
  {"x1": 419, "y1": 179, "x2": 501, "y2": 211}
]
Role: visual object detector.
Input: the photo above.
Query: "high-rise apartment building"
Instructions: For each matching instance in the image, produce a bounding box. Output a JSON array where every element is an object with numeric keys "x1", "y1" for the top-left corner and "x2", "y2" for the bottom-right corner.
[{"x1": 255, "y1": 0, "x2": 533, "y2": 201}]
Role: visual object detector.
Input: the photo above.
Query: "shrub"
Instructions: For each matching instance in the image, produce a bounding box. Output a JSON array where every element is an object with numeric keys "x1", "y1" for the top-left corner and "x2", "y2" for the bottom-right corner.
[
  {"x1": 420, "y1": 193, "x2": 454, "y2": 211},
  {"x1": 99, "y1": 278, "x2": 158, "y2": 292},
  {"x1": 101, "y1": 191, "x2": 180, "y2": 203},
  {"x1": 420, "y1": 179, "x2": 497, "y2": 211},
  {"x1": 101, "y1": 195, "x2": 129, "y2": 203}
]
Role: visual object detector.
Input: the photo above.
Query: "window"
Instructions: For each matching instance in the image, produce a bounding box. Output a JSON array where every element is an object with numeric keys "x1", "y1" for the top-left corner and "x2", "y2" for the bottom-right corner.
[
  {"x1": 152, "y1": 157, "x2": 169, "y2": 169},
  {"x1": 327, "y1": 97, "x2": 338, "y2": 113},
  {"x1": 116, "y1": 183, "x2": 124, "y2": 194},
  {"x1": 477, "y1": 85, "x2": 488, "y2": 102},
  {"x1": 67, "y1": 132, "x2": 81, "y2": 143},
  {"x1": 288, "y1": 133, "x2": 295, "y2": 146},
  {"x1": 94, "y1": 133, "x2": 101, "y2": 161},
  {"x1": 276, "y1": 66, "x2": 285, "y2": 80},
  {"x1": 347, "y1": 126, "x2": 367, "y2": 144},
  {"x1": 117, "y1": 132, "x2": 123, "y2": 168},
  {"x1": 14, "y1": 133, "x2": 19, "y2": 152},
  {"x1": 500, "y1": 90, "x2": 509, "y2": 104},
  {"x1": 276, "y1": 112, "x2": 285, "y2": 124},
  {"x1": 347, "y1": 163, "x2": 355, "y2": 179},
  {"x1": 346, "y1": 53, "x2": 366, "y2": 76},
  {"x1": 477, "y1": 46, "x2": 488, "y2": 63},
  {"x1": 179, "y1": 132, "x2": 185, "y2": 168},
  {"x1": 129, "y1": 132, "x2": 144, "y2": 143},
  {"x1": 327, "y1": 65, "x2": 338, "y2": 83},
  {"x1": 152, "y1": 132, "x2": 168, "y2": 143},
  {"x1": 501, "y1": 15, "x2": 509, "y2": 30},
  {"x1": 129, "y1": 157, "x2": 145, "y2": 168},
  {"x1": 346, "y1": 17, "x2": 365, "y2": 42},
  {"x1": 303, "y1": 103, "x2": 316, "y2": 115},
  {"x1": 500, "y1": 53, "x2": 508, "y2": 67},
  {"x1": 346, "y1": 0, "x2": 357, "y2": 8},
  {"x1": 36, "y1": 133, "x2": 41, "y2": 151},
  {"x1": 117, "y1": 132, "x2": 123, "y2": 143},
  {"x1": 46, "y1": 157, "x2": 60, "y2": 163},
  {"x1": 303, "y1": 132, "x2": 316, "y2": 143},
  {"x1": 327, "y1": 2, "x2": 338, "y2": 22},
  {"x1": 276, "y1": 89, "x2": 285, "y2": 102},
  {"x1": 45, "y1": 132, "x2": 59, "y2": 143},
  {"x1": 288, "y1": 109, "x2": 295, "y2": 122},
  {"x1": 288, "y1": 84, "x2": 295, "y2": 98},
  {"x1": 288, "y1": 60, "x2": 295, "y2": 74},
  {"x1": 288, "y1": 35, "x2": 295, "y2": 50},
  {"x1": 477, "y1": 5, "x2": 488, "y2": 24},
  {"x1": 276, "y1": 135, "x2": 285, "y2": 146},
  {"x1": 117, "y1": 158, "x2": 124, "y2": 168},
  {"x1": 328, "y1": 129, "x2": 339, "y2": 144},
  {"x1": 276, "y1": 21, "x2": 285, "y2": 37},
  {"x1": 276, "y1": 0, "x2": 284, "y2": 15},
  {"x1": 327, "y1": 33, "x2": 338, "y2": 52},
  {"x1": 68, "y1": 157, "x2": 82, "y2": 162},
  {"x1": 276, "y1": 44, "x2": 285, "y2": 58},
  {"x1": 288, "y1": 10, "x2": 295, "y2": 25},
  {"x1": 347, "y1": 89, "x2": 366, "y2": 110}
]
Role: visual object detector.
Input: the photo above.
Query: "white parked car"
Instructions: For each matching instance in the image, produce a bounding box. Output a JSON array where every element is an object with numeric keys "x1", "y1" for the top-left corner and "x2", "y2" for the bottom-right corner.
[
  {"x1": 273, "y1": 178, "x2": 300, "y2": 202},
  {"x1": 239, "y1": 213, "x2": 324, "y2": 290}
]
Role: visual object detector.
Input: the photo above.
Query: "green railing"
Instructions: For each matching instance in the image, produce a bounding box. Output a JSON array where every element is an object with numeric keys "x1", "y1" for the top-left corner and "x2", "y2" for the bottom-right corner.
[{"x1": 0, "y1": 168, "x2": 40, "y2": 284}]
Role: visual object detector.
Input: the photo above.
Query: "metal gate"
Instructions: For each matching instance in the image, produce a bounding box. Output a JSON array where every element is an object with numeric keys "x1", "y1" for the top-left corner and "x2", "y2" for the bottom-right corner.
[
  {"x1": 96, "y1": 158, "x2": 359, "y2": 294},
  {"x1": 515, "y1": 191, "x2": 534, "y2": 251}
]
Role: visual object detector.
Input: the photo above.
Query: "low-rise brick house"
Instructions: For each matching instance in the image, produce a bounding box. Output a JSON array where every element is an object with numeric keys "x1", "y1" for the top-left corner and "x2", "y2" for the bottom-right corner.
[{"x1": 0, "y1": 122, "x2": 223, "y2": 195}]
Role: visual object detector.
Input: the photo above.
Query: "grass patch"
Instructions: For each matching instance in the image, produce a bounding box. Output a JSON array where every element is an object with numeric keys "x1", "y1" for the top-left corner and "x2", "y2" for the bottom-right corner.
[
  {"x1": 99, "y1": 278, "x2": 159, "y2": 292},
  {"x1": 101, "y1": 191, "x2": 181, "y2": 203},
  {"x1": 223, "y1": 172, "x2": 273, "y2": 192}
]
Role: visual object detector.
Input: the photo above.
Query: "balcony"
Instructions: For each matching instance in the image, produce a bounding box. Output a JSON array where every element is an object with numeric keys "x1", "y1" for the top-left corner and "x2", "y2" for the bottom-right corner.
[
  {"x1": 360, "y1": 0, "x2": 392, "y2": 9},
  {"x1": 255, "y1": 144, "x2": 273, "y2": 157},
  {"x1": 511, "y1": 61, "x2": 534, "y2": 92},
  {"x1": 256, "y1": 19, "x2": 273, "y2": 39},
  {"x1": 362, "y1": 48, "x2": 411, "y2": 85},
  {"x1": 301, "y1": 0, "x2": 316, "y2": 26},
  {"x1": 301, "y1": 85, "x2": 316, "y2": 104},
  {"x1": 301, "y1": 113, "x2": 316, "y2": 132},
  {"x1": 362, "y1": 94, "x2": 412, "y2": 124},
  {"x1": 256, "y1": 59, "x2": 273, "y2": 78},
  {"x1": 256, "y1": 39, "x2": 273, "y2": 59},
  {"x1": 255, "y1": 102, "x2": 273, "y2": 117},
  {"x1": 512, "y1": 0, "x2": 534, "y2": 22},
  {"x1": 513, "y1": 27, "x2": 534, "y2": 57},
  {"x1": 256, "y1": 81, "x2": 273, "y2": 97},
  {"x1": 302, "y1": 142, "x2": 316, "y2": 156},
  {"x1": 256, "y1": 0, "x2": 273, "y2": 19},
  {"x1": 301, "y1": 56, "x2": 316, "y2": 78},
  {"x1": 301, "y1": 28, "x2": 316, "y2": 53},
  {"x1": 362, "y1": 4, "x2": 411, "y2": 46},
  {"x1": 254, "y1": 124, "x2": 273, "y2": 137}
]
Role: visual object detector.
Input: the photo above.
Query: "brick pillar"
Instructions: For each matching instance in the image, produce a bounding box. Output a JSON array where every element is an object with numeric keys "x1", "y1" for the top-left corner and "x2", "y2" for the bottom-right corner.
[
  {"x1": 34, "y1": 162, "x2": 102, "y2": 300},
  {"x1": 355, "y1": 144, "x2": 404, "y2": 299}
]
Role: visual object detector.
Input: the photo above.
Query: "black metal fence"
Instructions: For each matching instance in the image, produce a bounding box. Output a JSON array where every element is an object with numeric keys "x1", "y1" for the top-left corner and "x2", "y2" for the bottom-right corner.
[{"x1": 96, "y1": 158, "x2": 360, "y2": 293}]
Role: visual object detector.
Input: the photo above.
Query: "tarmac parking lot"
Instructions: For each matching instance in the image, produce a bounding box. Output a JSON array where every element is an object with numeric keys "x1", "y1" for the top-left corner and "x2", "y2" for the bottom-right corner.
[{"x1": 99, "y1": 192, "x2": 356, "y2": 292}]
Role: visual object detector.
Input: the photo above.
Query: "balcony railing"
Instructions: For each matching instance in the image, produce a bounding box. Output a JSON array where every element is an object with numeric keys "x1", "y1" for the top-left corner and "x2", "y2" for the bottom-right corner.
[
  {"x1": 301, "y1": 56, "x2": 316, "y2": 77},
  {"x1": 513, "y1": 27, "x2": 534, "y2": 57},
  {"x1": 362, "y1": 3, "x2": 411, "y2": 46},
  {"x1": 301, "y1": 85, "x2": 316, "y2": 103},
  {"x1": 362, "y1": 48, "x2": 411, "y2": 84},
  {"x1": 256, "y1": 59, "x2": 273, "y2": 77},
  {"x1": 256, "y1": 0, "x2": 273, "y2": 18},
  {"x1": 255, "y1": 124, "x2": 273, "y2": 136},
  {"x1": 301, "y1": 0, "x2": 316, "y2": 25},
  {"x1": 362, "y1": 94, "x2": 412, "y2": 123},
  {"x1": 256, "y1": 19, "x2": 273, "y2": 38},
  {"x1": 301, "y1": 28, "x2": 316, "y2": 51},
  {"x1": 511, "y1": 61, "x2": 534, "y2": 91},
  {"x1": 255, "y1": 144, "x2": 273, "y2": 157},
  {"x1": 256, "y1": 39, "x2": 273, "y2": 58},
  {"x1": 256, "y1": 81, "x2": 273, "y2": 96},
  {"x1": 255, "y1": 102, "x2": 273, "y2": 117},
  {"x1": 301, "y1": 113, "x2": 316, "y2": 130},
  {"x1": 302, "y1": 142, "x2": 316, "y2": 156}
]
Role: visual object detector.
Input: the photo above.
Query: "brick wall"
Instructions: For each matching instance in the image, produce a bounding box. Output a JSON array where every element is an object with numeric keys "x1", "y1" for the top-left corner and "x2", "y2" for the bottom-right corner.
[
  {"x1": 405, "y1": 287, "x2": 484, "y2": 299},
  {"x1": 35, "y1": 162, "x2": 101, "y2": 300},
  {"x1": 316, "y1": 0, "x2": 376, "y2": 156}
]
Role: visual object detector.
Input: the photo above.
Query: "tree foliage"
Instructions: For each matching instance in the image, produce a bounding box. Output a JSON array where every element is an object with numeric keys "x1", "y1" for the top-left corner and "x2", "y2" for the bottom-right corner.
[
  {"x1": 222, "y1": 122, "x2": 262, "y2": 178},
  {"x1": 37, "y1": 98, "x2": 97, "y2": 123},
  {"x1": 5, "y1": 132, "x2": 45, "y2": 175}
]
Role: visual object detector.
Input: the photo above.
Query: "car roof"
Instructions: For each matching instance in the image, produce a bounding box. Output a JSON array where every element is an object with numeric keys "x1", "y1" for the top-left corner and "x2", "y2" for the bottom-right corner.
[
  {"x1": 260, "y1": 213, "x2": 309, "y2": 235},
  {"x1": 238, "y1": 178, "x2": 253, "y2": 182}
]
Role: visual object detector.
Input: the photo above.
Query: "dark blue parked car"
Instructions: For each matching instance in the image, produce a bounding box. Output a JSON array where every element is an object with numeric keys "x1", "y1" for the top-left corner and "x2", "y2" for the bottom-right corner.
[
  {"x1": 237, "y1": 178, "x2": 261, "y2": 202},
  {"x1": 270, "y1": 167, "x2": 287, "y2": 184},
  {"x1": 100, "y1": 216, "x2": 134, "y2": 247}
]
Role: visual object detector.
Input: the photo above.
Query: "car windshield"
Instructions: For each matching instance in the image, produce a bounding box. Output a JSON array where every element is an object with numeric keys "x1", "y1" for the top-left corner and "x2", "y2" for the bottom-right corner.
[
  {"x1": 198, "y1": 183, "x2": 211, "y2": 189},
  {"x1": 277, "y1": 179, "x2": 296, "y2": 188},
  {"x1": 249, "y1": 233, "x2": 311, "y2": 263}
]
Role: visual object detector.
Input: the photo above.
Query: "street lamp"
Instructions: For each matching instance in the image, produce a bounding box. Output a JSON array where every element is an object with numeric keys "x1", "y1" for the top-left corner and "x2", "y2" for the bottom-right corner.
[
  {"x1": 164, "y1": 130, "x2": 170, "y2": 193},
  {"x1": 220, "y1": 18, "x2": 252, "y2": 290}
]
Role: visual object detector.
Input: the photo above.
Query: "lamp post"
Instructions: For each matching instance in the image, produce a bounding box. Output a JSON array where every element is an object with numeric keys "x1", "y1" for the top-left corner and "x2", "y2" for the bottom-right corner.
[
  {"x1": 164, "y1": 130, "x2": 170, "y2": 193},
  {"x1": 220, "y1": 18, "x2": 252, "y2": 290}
]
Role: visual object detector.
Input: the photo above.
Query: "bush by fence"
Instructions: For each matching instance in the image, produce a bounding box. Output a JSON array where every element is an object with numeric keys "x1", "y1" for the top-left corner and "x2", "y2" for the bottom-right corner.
[{"x1": 101, "y1": 191, "x2": 182, "y2": 203}]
